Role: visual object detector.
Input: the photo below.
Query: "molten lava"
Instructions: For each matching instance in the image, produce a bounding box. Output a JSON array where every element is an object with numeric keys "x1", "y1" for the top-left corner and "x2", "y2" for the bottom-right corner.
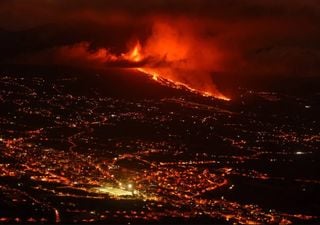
[{"x1": 123, "y1": 41, "x2": 230, "y2": 101}]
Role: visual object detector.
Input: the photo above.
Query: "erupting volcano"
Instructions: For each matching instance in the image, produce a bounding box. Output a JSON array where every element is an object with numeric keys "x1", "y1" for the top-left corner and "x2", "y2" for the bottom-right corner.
[
  {"x1": 121, "y1": 40, "x2": 230, "y2": 101},
  {"x1": 10, "y1": 19, "x2": 230, "y2": 100}
]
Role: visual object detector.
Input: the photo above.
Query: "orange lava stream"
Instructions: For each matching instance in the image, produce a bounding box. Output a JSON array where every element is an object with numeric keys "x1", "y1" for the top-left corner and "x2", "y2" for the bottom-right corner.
[{"x1": 137, "y1": 67, "x2": 230, "y2": 101}]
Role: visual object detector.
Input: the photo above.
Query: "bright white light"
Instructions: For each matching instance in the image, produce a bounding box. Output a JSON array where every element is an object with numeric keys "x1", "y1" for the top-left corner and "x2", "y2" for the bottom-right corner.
[
  {"x1": 128, "y1": 184, "x2": 133, "y2": 189},
  {"x1": 94, "y1": 186, "x2": 132, "y2": 196},
  {"x1": 296, "y1": 151, "x2": 304, "y2": 155}
]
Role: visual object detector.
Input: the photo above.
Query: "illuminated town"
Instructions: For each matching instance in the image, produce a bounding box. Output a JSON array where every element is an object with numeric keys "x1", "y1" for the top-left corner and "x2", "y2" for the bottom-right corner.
[{"x1": 0, "y1": 73, "x2": 319, "y2": 224}]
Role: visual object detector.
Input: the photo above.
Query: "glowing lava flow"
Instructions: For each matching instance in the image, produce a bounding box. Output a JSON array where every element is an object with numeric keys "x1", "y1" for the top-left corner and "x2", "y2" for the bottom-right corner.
[
  {"x1": 124, "y1": 42, "x2": 230, "y2": 101},
  {"x1": 137, "y1": 68, "x2": 231, "y2": 101}
]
